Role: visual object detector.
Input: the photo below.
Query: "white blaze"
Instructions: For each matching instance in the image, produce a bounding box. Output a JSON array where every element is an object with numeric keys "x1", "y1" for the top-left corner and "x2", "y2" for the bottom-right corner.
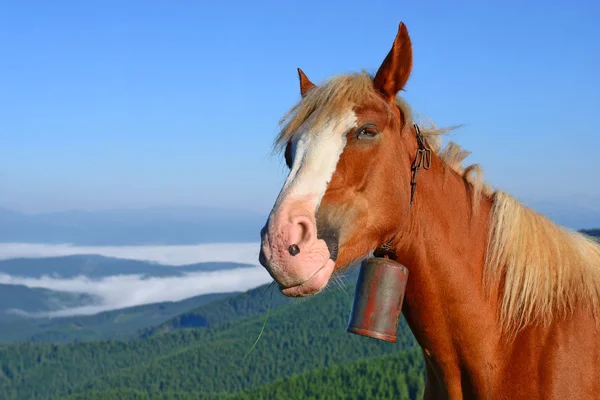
[{"x1": 273, "y1": 109, "x2": 357, "y2": 212}]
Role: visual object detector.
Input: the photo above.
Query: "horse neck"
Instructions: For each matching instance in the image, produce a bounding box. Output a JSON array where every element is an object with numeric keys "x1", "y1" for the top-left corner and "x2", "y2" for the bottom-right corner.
[{"x1": 393, "y1": 153, "x2": 502, "y2": 395}]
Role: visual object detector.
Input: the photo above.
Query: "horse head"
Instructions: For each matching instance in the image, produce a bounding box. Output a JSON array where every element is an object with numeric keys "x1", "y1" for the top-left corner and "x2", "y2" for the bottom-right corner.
[{"x1": 259, "y1": 23, "x2": 421, "y2": 297}]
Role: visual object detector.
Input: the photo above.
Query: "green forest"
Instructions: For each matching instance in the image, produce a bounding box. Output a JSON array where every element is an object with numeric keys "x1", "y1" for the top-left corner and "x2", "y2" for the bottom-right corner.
[
  {"x1": 0, "y1": 272, "x2": 424, "y2": 400},
  {"x1": 0, "y1": 291, "x2": 237, "y2": 343},
  {"x1": 59, "y1": 348, "x2": 425, "y2": 400}
]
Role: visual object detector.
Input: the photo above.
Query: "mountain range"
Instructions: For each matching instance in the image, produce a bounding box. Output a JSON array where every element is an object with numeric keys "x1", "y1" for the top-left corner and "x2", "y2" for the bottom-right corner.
[
  {"x1": 0, "y1": 255, "x2": 257, "y2": 328},
  {"x1": 0, "y1": 284, "x2": 99, "y2": 320},
  {"x1": 0, "y1": 254, "x2": 253, "y2": 279}
]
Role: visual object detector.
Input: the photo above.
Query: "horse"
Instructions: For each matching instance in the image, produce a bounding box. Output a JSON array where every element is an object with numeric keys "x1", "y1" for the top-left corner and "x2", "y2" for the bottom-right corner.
[{"x1": 258, "y1": 22, "x2": 600, "y2": 399}]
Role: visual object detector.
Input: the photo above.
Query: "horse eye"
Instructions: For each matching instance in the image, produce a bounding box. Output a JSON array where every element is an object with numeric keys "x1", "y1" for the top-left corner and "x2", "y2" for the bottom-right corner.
[
  {"x1": 357, "y1": 126, "x2": 378, "y2": 139},
  {"x1": 284, "y1": 141, "x2": 293, "y2": 168}
]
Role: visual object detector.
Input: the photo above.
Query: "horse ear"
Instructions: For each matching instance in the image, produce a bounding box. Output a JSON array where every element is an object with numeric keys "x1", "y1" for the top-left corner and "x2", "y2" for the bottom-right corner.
[
  {"x1": 373, "y1": 22, "x2": 413, "y2": 103},
  {"x1": 298, "y1": 68, "x2": 316, "y2": 97}
]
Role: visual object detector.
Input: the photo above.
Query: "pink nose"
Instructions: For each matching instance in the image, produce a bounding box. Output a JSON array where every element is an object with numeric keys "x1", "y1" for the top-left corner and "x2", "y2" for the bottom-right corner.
[
  {"x1": 260, "y1": 214, "x2": 318, "y2": 268},
  {"x1": 259, "y1": 203, "x2": 333, "y2": 292},
  {"x1": 286, "y1": 215, "x2": 317, "y2": 254}
]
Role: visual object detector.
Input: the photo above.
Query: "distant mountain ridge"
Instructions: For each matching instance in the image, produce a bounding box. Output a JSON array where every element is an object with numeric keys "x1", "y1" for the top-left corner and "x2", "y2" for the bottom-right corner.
[
  {"x1": 0, "y1": 254, "x2": 254, "y2": 279},
  {"x1": 0, "y1": 284, "x2": 99, "y2": 319},
  {"x1": 0, "y1": 206, "x2": 266, "y2": 245}
]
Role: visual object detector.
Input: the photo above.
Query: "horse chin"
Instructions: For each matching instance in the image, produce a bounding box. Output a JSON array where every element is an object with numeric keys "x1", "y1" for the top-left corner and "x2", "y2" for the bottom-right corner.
[{"x1": 279, "y1": 258, "x2": 336, "y2": 297}]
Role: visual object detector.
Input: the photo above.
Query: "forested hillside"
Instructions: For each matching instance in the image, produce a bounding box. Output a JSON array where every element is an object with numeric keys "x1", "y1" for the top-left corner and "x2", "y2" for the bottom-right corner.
[
  {"x1": 58, "y1": 348, "x2": 425, "y2": 400},
  {"x1": 0, "y1": 291, "x2": 236, "y2": 343},
  {"x1": 140, "y1": 279, "x2": 297, "y2": 337},
  {"x1": 229, "y1": 347, "x2": 425, "y2": 400},
  {"x1": 0, "y1": 276, "x2": 421, "y2": 400},
  {"x1": 0, "y1": 284, "x2": 98, "y2": 318}
]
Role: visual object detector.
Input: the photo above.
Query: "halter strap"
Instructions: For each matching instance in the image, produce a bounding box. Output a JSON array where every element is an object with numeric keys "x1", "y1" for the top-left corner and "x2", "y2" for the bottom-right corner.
[
  {"x1": 373, "y1": 123, "x2": 432, "y2": 260},
  {"x1": 410, "y1": 123, "x2": 432, "y2": 206}
]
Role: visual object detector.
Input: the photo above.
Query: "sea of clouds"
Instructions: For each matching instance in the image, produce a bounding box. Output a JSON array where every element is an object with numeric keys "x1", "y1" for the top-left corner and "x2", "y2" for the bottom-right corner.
[{"x1": 0, "y1": 242, "x2": 273, "y2": 317}]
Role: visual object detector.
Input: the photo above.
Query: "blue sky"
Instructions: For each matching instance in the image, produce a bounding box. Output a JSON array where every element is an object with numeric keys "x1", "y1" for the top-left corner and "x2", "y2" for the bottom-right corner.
[{"x1": 1, "y1": 0, "x2": 598, "y2": 214}]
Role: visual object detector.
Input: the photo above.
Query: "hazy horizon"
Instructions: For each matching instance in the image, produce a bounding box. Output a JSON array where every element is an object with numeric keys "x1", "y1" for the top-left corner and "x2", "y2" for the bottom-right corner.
[{"x1": 2, "y1": 200, "x2": 599, "y2": 233}]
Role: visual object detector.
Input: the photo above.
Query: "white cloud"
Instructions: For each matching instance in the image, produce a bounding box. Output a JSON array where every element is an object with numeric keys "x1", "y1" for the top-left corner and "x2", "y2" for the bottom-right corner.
[
  {"x1": 0, "y1": 267, "x2": 272, "y2": 317},
  {"x1": 0, "y1": 242, "x2": 273, "y2": 318},
  {"x1": 0, "y1": 242, "x2": 262, "y2": 266}
]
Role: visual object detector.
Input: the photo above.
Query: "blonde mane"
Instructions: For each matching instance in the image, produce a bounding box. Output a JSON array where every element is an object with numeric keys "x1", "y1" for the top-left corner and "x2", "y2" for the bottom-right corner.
[{"x1": 274, "y1": 72, "x2": 600, "y2": 335}]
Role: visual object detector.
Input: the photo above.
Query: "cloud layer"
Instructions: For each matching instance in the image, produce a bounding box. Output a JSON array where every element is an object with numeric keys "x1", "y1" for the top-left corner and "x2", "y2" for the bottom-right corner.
[
  {"x1": 0, "y1": 267, "x2": 272, "y2": 317},
  {"x1": 0, "y1": 242, "x2": 271, "y2": 317}
]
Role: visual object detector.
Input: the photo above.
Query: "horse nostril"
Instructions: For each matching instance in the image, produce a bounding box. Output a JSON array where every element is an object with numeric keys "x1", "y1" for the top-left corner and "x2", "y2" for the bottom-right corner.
[{"x1": 288, "y1": 244, "x2": 300, "y2": 256}]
